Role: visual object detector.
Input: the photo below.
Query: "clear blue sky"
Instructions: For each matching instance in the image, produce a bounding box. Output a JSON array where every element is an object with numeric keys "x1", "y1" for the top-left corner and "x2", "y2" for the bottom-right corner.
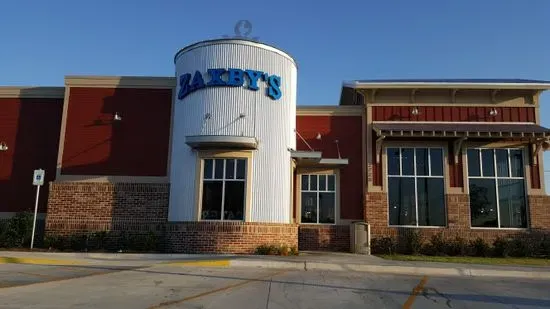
[{"x1": 1, "y1": 0, "x2": 550, "y2": 190}]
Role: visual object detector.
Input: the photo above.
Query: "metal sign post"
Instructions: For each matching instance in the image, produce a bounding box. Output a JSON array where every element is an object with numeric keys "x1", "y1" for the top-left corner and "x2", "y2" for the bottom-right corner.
[{"x1": 30, "y1": 169, "x2": 45, "y2": 249}]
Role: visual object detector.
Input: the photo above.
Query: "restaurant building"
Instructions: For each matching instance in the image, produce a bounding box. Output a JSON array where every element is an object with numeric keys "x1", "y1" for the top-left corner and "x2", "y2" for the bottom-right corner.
[{"x1": 0, "y1": 38, "x2": 549, "y2": 253}]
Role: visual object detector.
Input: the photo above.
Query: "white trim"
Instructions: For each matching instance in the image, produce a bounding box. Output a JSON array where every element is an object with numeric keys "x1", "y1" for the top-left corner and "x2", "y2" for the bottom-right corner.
[
  {"x1": 343, "y1": 81, "x2": 550, "y2": 90},
  {"x1": 0, "y1": 87, "x2": 65, "y2": 99},
  {"x1": 466, "y1": 147, "x2": 528, "y2": 229},
  {"x1": 200, "y1": 158, "x2": 247, "y2": 221},
  {"x1": 386, "y1": 147, "x2": 447, "y2": 227},
  {"x1": 373, "y1": 121, "x2": 536, "y2": 125},
  {"x1": 65, "y1": 76, "x2": 175, "y2": 88},
  {"x1": 299, "y1": 173, "x2": 338, "y2": 225},
  {"x1": 174, "y1": 38, "x2": 297, "y2": 67},
  {"x1": 296, "y1": 105, "x2": 363, "y2": 116}
]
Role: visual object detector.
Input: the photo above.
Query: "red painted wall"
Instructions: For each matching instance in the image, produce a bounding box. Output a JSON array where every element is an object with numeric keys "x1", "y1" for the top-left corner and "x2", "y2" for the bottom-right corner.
[
  {"x1": 61, "y1": 87, "x2": 172, "y2": 176},
  {"x1": 0, "y1": 98, "x2": 63, "y2": 213},
  {"x1": 296, "y1": 115, "x2": 363, "y2": 220},
  {"x1": 373, "y1": 106, "x2": 536, "y2": 122}
]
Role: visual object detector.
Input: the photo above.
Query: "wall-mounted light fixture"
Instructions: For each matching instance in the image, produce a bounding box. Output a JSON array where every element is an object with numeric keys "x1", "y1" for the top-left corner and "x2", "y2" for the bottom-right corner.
[
  {"x1": 239, "y1": 113, "x2": 246, "y2": 118},
  {"x1": 0, "y1": 142, "x2": 8, "y2": 151},
  {"x1": 114, "y1": 112, "x2": 122, "y2": 121},
  {"x1": 315, "y1": 133, "x2": 322, "y2": 140},
  {"x1": 411, "y1": 107, "x2": 420, "y2": 116},
  {"x1": 489, "y1": 108, "x2": 498, "y2": 117},
  {"x1": 204, "y1": 113, "x2": 211, "y2": 120}
]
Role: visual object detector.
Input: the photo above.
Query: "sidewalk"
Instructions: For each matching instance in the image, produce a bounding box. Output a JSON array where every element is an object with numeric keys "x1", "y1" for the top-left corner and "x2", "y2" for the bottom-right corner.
[{"x1": 1, "y1": 250, "x2": 549, "y2": 279}]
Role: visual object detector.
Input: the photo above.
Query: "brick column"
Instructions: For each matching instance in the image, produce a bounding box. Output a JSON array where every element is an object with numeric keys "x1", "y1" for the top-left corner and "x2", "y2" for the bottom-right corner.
[{"x1": 528, "y1": 195, "x2": 550, "y2": 229}]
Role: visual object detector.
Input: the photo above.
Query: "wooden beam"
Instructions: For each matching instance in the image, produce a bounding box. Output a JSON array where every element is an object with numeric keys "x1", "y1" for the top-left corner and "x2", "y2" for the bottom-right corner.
[
  {"x1": 451, "y1": 89, "x2": 458, "y2": 103},
  {"x1": 491, "y1": 89, "x2": 499, "y2": 103},
  {"x1": 370, "y1": 89, "x2": 378, "y2": 103},
  {"x1": 375, "y1": 135, "x2": 385, "y2": 164},
  {"x1": 410, "y1": 89, "x2": 417, "y2": 103},
  {"x1": 453, "y1": 137, "x2": 467, "y2": 164}
]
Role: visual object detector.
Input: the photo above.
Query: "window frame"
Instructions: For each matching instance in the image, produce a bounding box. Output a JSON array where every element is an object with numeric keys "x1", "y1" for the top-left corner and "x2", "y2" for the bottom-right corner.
[
  {"x1": 386, "y1": 146, "x2": 447, "y2": 228},
  {"x1": 466, "y1": 147, "x2": 529, "y2": 230},
  {"x1": 296, "y1": 168, "x2": 340, "y2": 225},
  {"x1": 195, "y1": 151, "x2": 252, "y2": 222}
]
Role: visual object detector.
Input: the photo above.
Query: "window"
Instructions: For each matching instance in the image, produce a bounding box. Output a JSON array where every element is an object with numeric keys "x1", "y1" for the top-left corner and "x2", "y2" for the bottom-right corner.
[
  {"x1": 387, "y1": 147, "x2": 446, "y2": 227},
  {"x1": 467, "y1": 148, "x2": 527, "y2": 228},
  {"x1": 201, "y1": 158, "x2": 246, "y2": 221},
  {"x1": 301, "y1": 174, "x2": 336, "y2": 224}
]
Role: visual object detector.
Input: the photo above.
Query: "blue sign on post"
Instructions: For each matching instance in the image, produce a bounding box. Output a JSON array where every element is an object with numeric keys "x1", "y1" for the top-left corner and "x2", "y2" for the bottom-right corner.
[{"x1": 178, "y1": 68, "x2": 282, "y2": 101}]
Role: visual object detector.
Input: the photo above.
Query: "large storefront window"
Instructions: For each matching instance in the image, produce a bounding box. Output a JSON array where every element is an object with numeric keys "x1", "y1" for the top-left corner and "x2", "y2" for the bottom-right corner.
[
  {"x1": 387, "y1": 147, "x2": 446, "y2": 227},
  {"x1": 301, "y1": 174, "x2": 336, "y2": 224},
  {"x1": 201, "y1": 158, "x2": 246, "y2": 221},
  {"x1": 467, "y1": 148, "x2": 527, "y2": 228}
]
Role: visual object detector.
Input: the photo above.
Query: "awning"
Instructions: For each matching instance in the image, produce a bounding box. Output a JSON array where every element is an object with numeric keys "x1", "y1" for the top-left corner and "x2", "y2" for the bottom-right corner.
[
  {"x1": 372, "y1": 122, "x2": 550, "y2": 164},
  {"x1": 290, "y1": 150, "x2": 349, "y2": 167},
  {"x1": 372, "y1": 122, "x2": 550, "y2": 138},
  {"x1": 186, "y1": 135, "x2": 257, "y2": 150}
]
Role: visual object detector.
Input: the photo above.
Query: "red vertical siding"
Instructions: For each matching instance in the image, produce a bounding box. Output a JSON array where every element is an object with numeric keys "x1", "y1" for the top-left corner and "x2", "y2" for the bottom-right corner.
[
  {"x1": 372, "y1": 106, "x2": 536, "y2": 122},
  {"x1": 448, "y1": 141, "x2": 464, "y2": 188},
  {"x1": 61, "y1": 87, "x2": 172, "y2": 176},
  {"x1": 0, "y1": 98, "x2": 63, "y2": 213},
  {"x1": 296, "y1": 115, "x2": 363, "y2": 220}
]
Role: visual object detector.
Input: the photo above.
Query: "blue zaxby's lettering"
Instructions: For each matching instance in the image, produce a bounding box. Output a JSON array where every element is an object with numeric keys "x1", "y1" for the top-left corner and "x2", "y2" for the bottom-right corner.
[{"x1": 178, "y1": 68, "x2": 282, "y2": 101}]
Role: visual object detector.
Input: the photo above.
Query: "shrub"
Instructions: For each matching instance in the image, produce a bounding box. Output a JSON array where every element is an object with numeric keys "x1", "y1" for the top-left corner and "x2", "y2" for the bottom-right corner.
[
  {"x1": 470, "y1": 237, "x2": 490, "y2": 257},
  {"x1": 427, "y1": 233, "x2": 446, "y2": 256},
  {"x1": 43, "y1": 234, "x2": 65, "y2": 250},
  {"x1": 404, "y1": 230, "x2": 422, "y2": 255},
  {"x1": 493, "y1": 237, "x2": 512, "y2": 257},
  {"x1": 446, "y1": 236, "x2": 468, "y2": 256},
  {"x1": 0, "y1": 220, "x2": 8, "y2": 248},
  {"x1": 255, "y1": 244, "x2": 298, "y2": 256},
  {"x1": 1, "y1": 212, "x2": 34, "y2": 248},
  {"x1": 68, "y1": 234, "x2": 88, "y2": 252},
  {"x1": 371, "y1": 237, "x2": 397, "y2": 255}
]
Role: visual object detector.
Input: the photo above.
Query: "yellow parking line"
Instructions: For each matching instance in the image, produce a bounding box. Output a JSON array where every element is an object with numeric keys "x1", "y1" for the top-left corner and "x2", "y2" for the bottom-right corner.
[
  {"x1": 159, "y1": 260, "x2": 230, "y2": 267},
  {"x1": 403, "y1": 275, "x2": 429, "y2": 309},
  {"x1": 148, "y1": 269, "x2": 288, "y2": 309},
  {"x1": 0, "y1": 256, "x2": 87, "y2": 266}
]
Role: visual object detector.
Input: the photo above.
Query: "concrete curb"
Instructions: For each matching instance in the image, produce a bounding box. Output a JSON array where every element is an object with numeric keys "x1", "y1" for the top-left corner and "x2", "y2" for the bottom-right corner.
[{"x1": 226, "y1": 260, "x2": 550, "y2": 280}]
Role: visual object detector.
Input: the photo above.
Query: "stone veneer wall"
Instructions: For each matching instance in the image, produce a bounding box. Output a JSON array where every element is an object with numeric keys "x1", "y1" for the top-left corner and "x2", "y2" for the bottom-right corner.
[{"x1": 365, "y1": 192, "x2": 550, "y2": 243}]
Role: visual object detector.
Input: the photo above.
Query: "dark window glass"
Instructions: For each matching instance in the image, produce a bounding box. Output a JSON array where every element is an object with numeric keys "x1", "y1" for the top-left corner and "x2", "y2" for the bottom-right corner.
[
  {"x1": 319, "y1": 192, "x2": 335, "y2": 224},
  {"x1": 319, "y1": 175, "x2": 327, "y2": 191},
  {"x1": 327, "y1": 175, "x2": 335, "y2": 191},
  {"x1": 223, "y1": 182, "x2": 245, "y2": 220},
  {"x1": 204, "y1": 159, "x2": 213, "y2": 179},
  {"x1": 430, "y1": 148, "x2": 444, "y2": 176},
  {"x1": 401, "y1": 148, "x2": 414, "y2": 175},
  {"x1": 388, "y1": 177, "x2": 416, "y2": 226},
  {"x1": 201, "y1": 181, "x2": 223, "y2": 220},
  {"x1": 301, "y1": 175, "x2": 309, "y2": 191},
  {"x1": 481, "y1": 149, "x2": 495, "y2": 177},
  {"x1": 225, "y1": 159, "x2": 235, "y2": 179},
  {"x1": 469, "y1": 179, "x2": 498, "y2": 227},
  {"x1": 416, "y1": 148, "x2": 429, "y2": 176},
  {"x1": 214, "y1": 159, "x2": 224, "y2": 179},
  {"x1": 498, "y1": 179, "x2": 526, "y2": 228},
  {"x1": 467, "y1": 149, "x2": 481, "y2": 177},
  {"x1": 417, "y1": 178, "x2": 445, "y2": 226},
  {"x1": 495, "y1": 149, "x2": 509, "y2": 177},
  {"x1": 387, "y1": 148, "x2": 400, "y2": 175},
  {"x1": 236, "y1": 159, "x2": 246, "y2": 179},
  {"x1": 509, "y1": 149, "x2": 524, "y2": 177},
  {"x1": 310, "y1": 175, "x2": 318, "y2": 190},
  {"x1": 301, "y1": 192, "x2": 317, "y2": 223}
]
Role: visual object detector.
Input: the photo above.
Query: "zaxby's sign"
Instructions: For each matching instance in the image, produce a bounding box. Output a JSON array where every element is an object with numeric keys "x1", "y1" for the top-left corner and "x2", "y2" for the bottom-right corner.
[{"x1": 178, "y1": 68, "x2": 282, "y2": 101}]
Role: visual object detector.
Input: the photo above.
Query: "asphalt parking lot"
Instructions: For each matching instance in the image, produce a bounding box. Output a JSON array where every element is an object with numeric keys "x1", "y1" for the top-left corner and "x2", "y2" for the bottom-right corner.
[{"x1": 0, "y1": 262, "x2": 549, "y2": 309}]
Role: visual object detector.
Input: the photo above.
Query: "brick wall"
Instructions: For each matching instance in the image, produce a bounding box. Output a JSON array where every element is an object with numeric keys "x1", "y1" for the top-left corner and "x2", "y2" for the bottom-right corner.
[
  {"x1": 298, "y1": 225, "x2": 350, "y2": 252},
  {"x1": 366, "y1": 192, "x2": 550, "y2": 244},
  {"x1": 165, "y1": 222, "x2": 298, "y2": 254},
  {"x1": 45, "y1": 182, "x2": 169, "y2": 234}
]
